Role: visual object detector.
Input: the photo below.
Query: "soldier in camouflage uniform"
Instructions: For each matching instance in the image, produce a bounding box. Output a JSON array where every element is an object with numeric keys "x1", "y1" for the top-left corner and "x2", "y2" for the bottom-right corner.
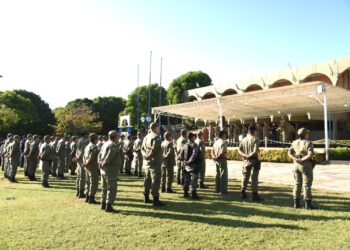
[
  {"x1": 83, "y1": 133, "x2": 100, "y2": 204},
  {"x1": 238, "y1": 125, "x2": 262, "y2": 201},
  {"x1": 65, "y1": 136, "x2": 72, "y2": 174},
  {"x1": 288, "y1": 128, "x2": 317, "y2": 210},
  {"x1": 70, "y1": 136, "x2": 78, "y2": 175},
  {"x1": 23, "y1": 134, "x2": 33, "y2": 177},
  {"x1": 142, "y1": 122, "x2": 165, "y2": 206},
  {"x1": 50, "y1": 136, "x2": 59, "y2": 177},
  {"x1": 179, "y1": 133, "x2": 201, "y2": 199},
  {"x1": 212, "y1": 131, "x2": 228, "y2": 195},
  {"x1": 133, "y1": 132, "x2": 144, "y2": 177},
  {"x1": 161, "y1": 132, "x2": 176, "y2": 193},
  {"x1": 98, "y1": 130, "x2": 121, "y2": 213},
  {"x1": 76, "y1": 131, "x2": 89, "y2": 198},
  {"x1": 39, "y1": 136, "x2": 54, "y2": 188},
  {"x1": 27, "y1": 135, "x2": 40, "y2": 181},
  {"x1": 176, "y1": 129, "x2": 187, "y2": 185},
  {"x1": 56, "y1": 136, "x2": 67, "y2": 180},
  {"x1": 3, "y1": 135, "x2": 14, "y2": 179},
  {"x1": 119, "y1": 134, "x2": 126, "y2": 174},
  {"x1": 123, "y1": 135, "x2": 133, "y2": 176},
  {"x1": 195, "y1": 130, "x2": 208, "y2": 188},
  {"x1": 8, "y1": 135, "x2": 21, "y2": 183}
]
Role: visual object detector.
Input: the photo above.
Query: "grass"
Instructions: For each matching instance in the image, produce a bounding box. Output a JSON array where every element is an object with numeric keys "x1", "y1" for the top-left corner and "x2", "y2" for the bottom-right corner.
[{"x1": 1, "y1": 168, "x2": 350, "y2": 250}]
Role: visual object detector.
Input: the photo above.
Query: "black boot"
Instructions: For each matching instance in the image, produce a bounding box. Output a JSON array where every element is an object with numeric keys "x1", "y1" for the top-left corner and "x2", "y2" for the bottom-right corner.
[
  {"x1": 161, "y1": 187, "x2": 166, "y2": 193},
  {"x1": 166, "y1": 188, "x2": 176, "y2": 193},
  {"x1": 144, "y1": 194, "x2": 152, "y2": 204},
  {"x1": 76, "y1": 188, "x2": 79, "y2": 197},
  {"x1": 153, "y1": 196, "x2": 165, "y2": 207},
  {"x1": 184, "y1": 188, "x2": 189, "y2": 198},
  {"x1": 252, "y1": 192, "x2": 263, "y2": 201},
  {"x1": 305, "y1": 200, "x2": 317, "y2": 210},
  {"x1": 10, "y1": 177, "x2": 17, "y2": 183},
  {"x1": 105, "y1": 203, "x2": 118, "y2": 213},
  {"x1": 78, "y1": 192, "x2": 86, "y2": 199},
  {"x1": 294, "y1": 198, "x2": 301, "y2": 209},
  {"x1": 101, "y1": 202, "x2": 106, "y2": 210},
  {"x1": 85, "y1": 195, "x2": 90, "y2": 203},
  {"x1": 177, "y1": 178, "x2": 181, "y2": 185},
  {"x1": 199, "y1": 181, "x2": 208, "y2": 189},
  {"x1": 24, "y1": 170, "x2": 28, "y2": 177},
  {"x1": 134, "y1": 171, "x2": 138, "y2": 176},
  {"x1": 43, "y1": 181, "x2": 50, "y2": 188},
  {"x1": 191, "y1": 190, "x2": 202, "y2": 200},
  {"x1": 88, "y1": 196, "x2": 98, "y2": 204},
  {"x1": 240, "y1": 190, "x2": 247, "y2": 199},
  {"x1": 52, "y1": 173, "x2": 57, "y2": 177},
  {"x1": 70, "y1": 171, "x2": 76, "y2": 176}
]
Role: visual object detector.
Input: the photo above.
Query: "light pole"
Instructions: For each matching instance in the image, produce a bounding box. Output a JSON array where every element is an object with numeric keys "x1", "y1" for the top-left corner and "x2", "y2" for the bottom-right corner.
[{"x1": 141, "y1": 115, "x2": 152, "y2": 131}]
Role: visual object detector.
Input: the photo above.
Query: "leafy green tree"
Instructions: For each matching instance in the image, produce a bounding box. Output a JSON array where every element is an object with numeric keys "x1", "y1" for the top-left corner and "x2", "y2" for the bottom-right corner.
[
  {"x1": 125, "y1": 83, "x2": 167, "y2": 130},
  {"x1": 14, "y1": 90, "x2": 56, "y2": 134},
  {"x1": 66, "y1": 98, "x2": 94, "y2": 110},
  {"x1": 167, "y1": 71, "x2": 212, "y2": 104},
  {"x1": 92, "y1": 97, "x2": 126, "y2": 134},
  {"x1": 0, "y1": 91, "x2": 38, "y2": 136},
  {"x1": 54, "y1": 105, "x2": 102, "y2": 135}
]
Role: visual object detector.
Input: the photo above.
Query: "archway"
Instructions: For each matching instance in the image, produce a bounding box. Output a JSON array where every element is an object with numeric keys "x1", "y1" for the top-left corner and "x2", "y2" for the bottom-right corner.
[
  {"x1": 245, "y1": 84, "x2": 263, "y2": 92},
  {"x1": 302, "y1": 73, "x2": 332, "y2": 84},
  {"x1": 336, "y1": 68, "x2": 350, "y2": 90},
  {"x1": 270, "y1": 79, "x2": 293, "y2": 88},
  {"x1": 186, "y1": 95, "x2": 198, "y2": 102},
  {"x1": 202, "y1": 92, "x2": 216, "y2": 99},
  {"x1": 222, "y1": 89, "x2": 238, "y2": 96}
]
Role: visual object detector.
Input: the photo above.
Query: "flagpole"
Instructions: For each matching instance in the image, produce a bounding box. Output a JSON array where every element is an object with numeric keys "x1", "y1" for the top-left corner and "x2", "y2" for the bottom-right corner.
[
  {"x1": 147, "y1": 51, "x2": 152, "y2": 128},
  {"x1": 137, "y1": 64, "x2": 140, "y2": 130},
  {"x1": 158, "y1": 57, "x2": 163, "y2": 125}
]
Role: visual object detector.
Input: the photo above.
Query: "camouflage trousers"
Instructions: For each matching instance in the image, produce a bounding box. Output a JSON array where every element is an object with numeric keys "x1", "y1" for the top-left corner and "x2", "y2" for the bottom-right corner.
[
  {"x1": 76, "y1": 159, "x2": 86, "y2": 192},
  {"x1": 241, "y1": 163, "x2": 260, "y2": 193},
  {"x1": 161, "y1": 162, "x2": 174, "y2": 189},
  {"x1": 144, "y1": 164, "x2": 161, "y2": 198},
  {"x1": 293, "y1": 162, "x2": 313, "y2": 200},
  {"x1": 134, "y1": 154, "x2": 143, "y2": 174},
  {"x1": 215, "y1": 159, "x2": 228, "y2": 194},
  {"x1": 101, "y1": 172, "x2": 117, "y2": 205},
  {"x1": 184, "y1": 170, "x2": 199, "y2": 192},
  {"x1": 40, "y1": 160, "x2": 51, "y2": 182},
  {"x1": 85, "y1": 167, "x2": 99, "y2": 197}
]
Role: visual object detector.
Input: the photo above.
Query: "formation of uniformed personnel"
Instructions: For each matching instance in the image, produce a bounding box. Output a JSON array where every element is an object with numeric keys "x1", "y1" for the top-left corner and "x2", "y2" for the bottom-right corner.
[
  {"x1": 7, "y1": 135, "x2": 21, "y2": 183},
  {"x1": 76, "y1": 131, "x2": 90, "y2": 198},
  {"x1": 97, "y1": 136, "x2": 105, "y2": 152},
  {"x1": 83, "y1": 133, "x2": 100, "y2": 204},
  {"x1": 212, "y1": 131, "x2": 228, "y2": 195},
  {"x1": 56, "y1": 136, "x2": 67, "y2": 179},
  {"x1": 123, "y1": 135, "x2": 134, "y2": 176},
  {"x1": 288, "y1": 128, "x2": 317, "y2": 210},
  {"x1": 277, "y1": 117, "x2": 295, "y2": 144},
  {"x1": 176, "y1": 129, "x2": 187, "y2": 185},
  {"x1": 27, "y1": 135, "x2": 40, "y2": 181},
  {"x1": 142, "y1": 122, "x2": 165, "y2": 206},
  {"x1": 98, "y1": 130, "x2": 122, "y2": 213},
  {"x1": 179, "y1": 132, "x2": 201, "y2": 199},
  {"x1": 39, "y1": 136, "x2": 54, "y2": 188},
  {"x1": 195, "y1": 130, "x2": 208, "y2": 189},
  {"x1": 160, "y1": 132, "x2": 176, "y2": 193},
  {"x1": 133, "y1": 132, "x2": 144, "y2": 177},
  {"x1": 23, "y1": 134, "x2": 33, "y2": 177},
  {"x1": 20, "y1": 135, "x2": 26, "y2": 168},
  {"x1": 238, "y1": 125, "x2": 263, "y2": 201}
]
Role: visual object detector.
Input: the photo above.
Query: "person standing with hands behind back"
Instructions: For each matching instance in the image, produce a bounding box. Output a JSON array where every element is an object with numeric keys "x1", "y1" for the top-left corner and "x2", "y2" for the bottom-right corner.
[{"x1": 211, "y1": 131, "x2": 228, "y2": 195}]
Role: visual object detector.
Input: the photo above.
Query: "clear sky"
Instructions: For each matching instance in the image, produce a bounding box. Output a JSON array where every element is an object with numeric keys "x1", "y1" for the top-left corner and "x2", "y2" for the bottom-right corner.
[{"x1": 0, "y1": 0, "x2": 349, "y2": 108}]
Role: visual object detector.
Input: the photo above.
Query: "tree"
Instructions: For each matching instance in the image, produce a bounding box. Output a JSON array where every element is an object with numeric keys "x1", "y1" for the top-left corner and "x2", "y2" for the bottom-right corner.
[
  {"x1": 54, "y1": 105, "x2": 102, "y2": 135},
  {"x1": 0, "y1": 91, "x2": 38, "y2": 136},
  {"x1": 167, "y1": 71, "x2": 212, "y2": 104},
  {"x1": 92, "y1": 97, "x2": 126, "y2": 134},
  {"x1": 124, "y1": 83, "x2": 167, "y2": 130},
  {"x1": 66, "y1": 98, "x2": 94, "y2": 110},
  {"x1": 14, "y1": 90, "x2": 56, "y2": 134}
]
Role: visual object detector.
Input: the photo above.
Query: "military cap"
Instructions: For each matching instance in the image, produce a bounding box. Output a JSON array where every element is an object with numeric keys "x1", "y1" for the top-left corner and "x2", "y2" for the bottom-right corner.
[
  {"x1": 150, "y1": 122, "x2": 159, "y2": 130},
  {"x1": 14, "y1": 135, "x2": 21, "y2": 139},
  {"x1": 89, "y1": 133, "x2": 98, "y2": 140},
  {"x1": 108, "y1": 130, "x2": 118, "y2": 137},
  {"x1": 188, "y1": 132, "x2": 195, "y2": 139},
  {"x1": 297, "y1": 128, "x2": 310, "y2": 136},
  {"x1": 180, "y1": 129, "x2": 187, "y2": 134},
  {"x1": 44, "y1": 135, "x2": 51, "y2": 141},
  {"x1": 7, "y1": 133, "x2": 13, "y2": 138},
  {"x1": 137, "y1": 131, "x2": 143, "y2": 136}
]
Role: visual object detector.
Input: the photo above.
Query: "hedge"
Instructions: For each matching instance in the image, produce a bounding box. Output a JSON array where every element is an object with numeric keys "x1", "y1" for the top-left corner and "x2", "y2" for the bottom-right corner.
[{"x1": 205, "y1": 147, "x2": 350, "y2": 164}]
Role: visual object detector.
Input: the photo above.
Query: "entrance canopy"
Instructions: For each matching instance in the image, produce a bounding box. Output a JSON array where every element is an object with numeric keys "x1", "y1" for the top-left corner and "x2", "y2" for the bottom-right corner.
[{"x1": 152, "y1": 81, "x2": 350, "y2": 122}]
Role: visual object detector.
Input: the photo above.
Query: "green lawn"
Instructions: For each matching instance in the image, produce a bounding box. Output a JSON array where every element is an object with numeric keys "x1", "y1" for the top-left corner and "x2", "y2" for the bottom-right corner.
[{"x1": 1, "y1": 168, "x2": 349, "y2": 250}]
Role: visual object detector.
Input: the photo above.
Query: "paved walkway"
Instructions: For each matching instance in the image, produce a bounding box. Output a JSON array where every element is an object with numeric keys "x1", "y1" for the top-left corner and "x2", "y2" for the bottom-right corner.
[{"x1": 204, "y1": 160, "x2": 350, "y2": 193}]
